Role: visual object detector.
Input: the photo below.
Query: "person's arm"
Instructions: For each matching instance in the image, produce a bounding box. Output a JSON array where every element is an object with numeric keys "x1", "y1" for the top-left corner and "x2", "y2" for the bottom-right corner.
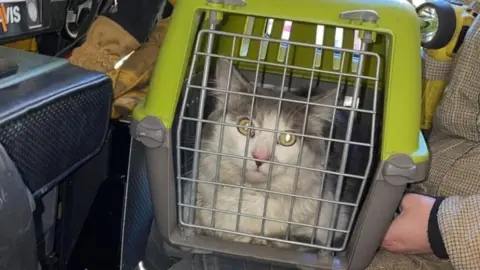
[{"x1": 428, "y1": 195, "x2": 480, "y2": 268}]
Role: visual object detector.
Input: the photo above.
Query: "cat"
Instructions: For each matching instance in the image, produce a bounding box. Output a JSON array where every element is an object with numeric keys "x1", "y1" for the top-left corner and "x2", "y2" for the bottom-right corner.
[{"x1": 190, "y1": 59, "x2": 361, "y2": 250}]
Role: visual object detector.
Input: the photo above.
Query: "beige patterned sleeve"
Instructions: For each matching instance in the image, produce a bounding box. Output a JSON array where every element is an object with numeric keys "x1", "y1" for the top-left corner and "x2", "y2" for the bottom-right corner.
[{"x1": 437, "y1": 196, "x2": 480, "y2": 269}]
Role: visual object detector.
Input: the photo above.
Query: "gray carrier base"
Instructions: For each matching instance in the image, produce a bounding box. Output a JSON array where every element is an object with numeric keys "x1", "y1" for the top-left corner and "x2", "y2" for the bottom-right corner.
[{"x1": 133, "y1": 74, "x2": 428, "y2": 270}]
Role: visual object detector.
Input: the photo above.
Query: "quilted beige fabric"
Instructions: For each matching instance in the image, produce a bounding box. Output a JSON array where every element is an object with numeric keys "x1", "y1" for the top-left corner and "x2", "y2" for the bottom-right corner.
[
  {"x1": 421, "y1": 51, "x2": 453, "y2": 82},
  {"x1": 368, "y1": 3, "x2": 480, "y2": 270}
]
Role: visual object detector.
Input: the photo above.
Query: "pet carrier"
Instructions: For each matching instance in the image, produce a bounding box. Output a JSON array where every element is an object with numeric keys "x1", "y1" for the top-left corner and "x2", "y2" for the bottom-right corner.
[{"x1": 131, "y1": 0, "x2": 429, "y2": 269}]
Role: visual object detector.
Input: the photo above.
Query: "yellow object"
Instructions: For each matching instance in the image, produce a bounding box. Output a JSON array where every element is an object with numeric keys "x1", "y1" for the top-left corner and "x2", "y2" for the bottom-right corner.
[
  {"x1": 135, "y1": 0, "x2": 427, "y2": 163},
  {"x1": 67, "y1": 15, "x2": 142, "y2": 119},
  {"x1": 68, "y1": 2, "x2": 175, "y2": 119},
  {"x1": 68, "y1": 16, "x2": 141, "y2": 78},
  {"x1": 422, "y1": 79, "x2": 447, "y2": 130},
  {"x1": 111, "y1": 0, "x2": 177, "y2": 119},
  {"x1": 111, "y1": 0, "x2": 177, "y2": 118},
  {"x1": 4, "y1": 38, "x2": 38, "y2": 52},
  {"x1": 0, "y1": 4, "x2": 6, "y2": 33},
  {"x1": 112, "y1": 18, "x2": 171, "y2": 118},
  {"x1": 421, "y1": 3, "x2": 475, "y2": 130}
]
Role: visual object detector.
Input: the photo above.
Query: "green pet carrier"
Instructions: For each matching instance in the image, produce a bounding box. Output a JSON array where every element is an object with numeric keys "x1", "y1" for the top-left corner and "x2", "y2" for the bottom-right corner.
[{"x1": 131, "y1": 0, "x2": 429, "y2": 269}]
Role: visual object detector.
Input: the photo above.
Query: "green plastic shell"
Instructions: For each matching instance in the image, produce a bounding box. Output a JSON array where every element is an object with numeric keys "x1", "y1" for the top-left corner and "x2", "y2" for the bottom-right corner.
[{"x1": 133, "y1": 0, "x2": 427, "y2": 163}]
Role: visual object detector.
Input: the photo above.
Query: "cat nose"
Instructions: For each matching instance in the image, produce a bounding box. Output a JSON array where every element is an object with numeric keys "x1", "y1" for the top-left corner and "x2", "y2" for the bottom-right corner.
[{"x1": 252, "y1": 151, "x2": 269, "y2": 168}]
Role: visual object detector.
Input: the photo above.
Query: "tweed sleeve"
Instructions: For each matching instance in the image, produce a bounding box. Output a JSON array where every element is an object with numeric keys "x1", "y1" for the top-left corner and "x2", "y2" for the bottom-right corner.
[{"x1": 432, "y1": 196, "x2": 480, "y2": 270}]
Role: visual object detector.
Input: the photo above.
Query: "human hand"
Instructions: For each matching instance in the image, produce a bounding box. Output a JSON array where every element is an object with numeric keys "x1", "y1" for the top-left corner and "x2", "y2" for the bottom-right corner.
[{"x1": 381, "y1": 193, "x2": 435, "y2": 254}]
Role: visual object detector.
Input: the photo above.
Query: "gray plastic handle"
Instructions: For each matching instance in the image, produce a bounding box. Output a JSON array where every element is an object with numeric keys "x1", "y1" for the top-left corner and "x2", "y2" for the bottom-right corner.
[
  {"x1": 340, "y1": 10, "x2": 380, "y2": 23},
  {"x1": 207, "y1": 0, "x2": 246, "y2": 6}
]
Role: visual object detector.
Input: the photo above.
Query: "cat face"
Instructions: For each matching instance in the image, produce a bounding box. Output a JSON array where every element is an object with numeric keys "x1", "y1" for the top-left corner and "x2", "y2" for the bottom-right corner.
[{"x1": 201, "y1": 59, "x2": 337, "y2": 185}]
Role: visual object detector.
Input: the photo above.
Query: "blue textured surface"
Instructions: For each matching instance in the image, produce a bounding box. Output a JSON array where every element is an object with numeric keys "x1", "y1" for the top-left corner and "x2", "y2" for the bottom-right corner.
[{"x1": 120, "y1": 140, "x2": 154, "y2": 270}]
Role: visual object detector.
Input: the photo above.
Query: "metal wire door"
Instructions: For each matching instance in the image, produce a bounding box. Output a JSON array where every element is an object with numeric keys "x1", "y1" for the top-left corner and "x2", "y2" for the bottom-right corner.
[{"x1": 175, "y1": 26, "x2": 381, "y2": 252}]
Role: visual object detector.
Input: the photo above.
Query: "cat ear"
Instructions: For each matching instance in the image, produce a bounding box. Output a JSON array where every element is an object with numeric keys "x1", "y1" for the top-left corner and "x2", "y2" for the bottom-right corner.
[
  {"x1": 309, "y1": 88, "x2": 338, "y2": 123},
  {"x1": 215, "y1": 59, "x2": 252, "y2": 93}
]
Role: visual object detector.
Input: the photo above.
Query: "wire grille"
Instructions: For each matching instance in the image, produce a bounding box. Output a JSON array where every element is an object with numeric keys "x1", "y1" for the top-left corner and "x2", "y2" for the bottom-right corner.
[{"x1": 175, "y1": 28, "x2": 381, "y2": 252}]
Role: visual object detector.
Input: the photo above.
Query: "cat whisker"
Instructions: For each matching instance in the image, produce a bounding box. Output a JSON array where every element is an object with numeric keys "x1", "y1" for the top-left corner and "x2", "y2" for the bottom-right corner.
[
  {"x1": 180, "y1": 162, "x2": 223, "y2": 175},
  {"x1": 180, "y1": 151, "x2": 237, "y2": 168},
  {"x1": 181, "y1": 159, "x2": 238, "y2": 179},
  {"x1": 180, "y1": 138, "x2": 238, "y2": 152}
]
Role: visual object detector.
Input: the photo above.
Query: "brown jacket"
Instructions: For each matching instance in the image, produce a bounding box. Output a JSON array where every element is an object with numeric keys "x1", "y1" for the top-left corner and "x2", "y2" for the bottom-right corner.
[
  {"x1": 436, "y1": 196, "x2": 480, "y2": 269},
  {"x1": 415, "y1": 2, "x2": 480, "y2": 267}
]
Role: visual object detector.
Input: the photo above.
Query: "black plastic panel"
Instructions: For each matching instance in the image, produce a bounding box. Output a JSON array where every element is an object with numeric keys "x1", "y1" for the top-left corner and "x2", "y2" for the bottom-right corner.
[
  {"x1": 0, "y1": 46, "x2": 112, "y2": 196},
  {"x1": 0, "y1": 142, "x2": 38, "y2": 270},
  {"x1": 56, "y1": 131, "x2": 112, "y2": 269}
]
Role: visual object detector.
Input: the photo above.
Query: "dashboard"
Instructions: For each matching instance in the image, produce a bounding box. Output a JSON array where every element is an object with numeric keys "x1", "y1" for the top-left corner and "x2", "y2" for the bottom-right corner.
[{"x1": 0, "y1": 0, "x2": 67, "y2": 43}]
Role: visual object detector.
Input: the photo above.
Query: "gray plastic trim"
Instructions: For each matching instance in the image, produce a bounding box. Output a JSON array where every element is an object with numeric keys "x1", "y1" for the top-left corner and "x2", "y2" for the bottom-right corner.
[
  {"x1": 382, "y1": 154, "x2": 428, "y2": 186},
  {"x1": 339, "y1": 10, "x2": 380, "y2": 23},
  {"x1": 131, "y1": 116, "x2": 167, "y2": 149},
  {"x1": 206, "y1": 0, "x2": 246, "y2": 6}
]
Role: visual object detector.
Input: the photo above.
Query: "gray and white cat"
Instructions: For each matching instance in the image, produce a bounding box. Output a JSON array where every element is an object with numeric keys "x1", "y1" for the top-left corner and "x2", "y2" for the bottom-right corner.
[{"x1": 192, "y1": 59, "x2": 358, "y2": 250}]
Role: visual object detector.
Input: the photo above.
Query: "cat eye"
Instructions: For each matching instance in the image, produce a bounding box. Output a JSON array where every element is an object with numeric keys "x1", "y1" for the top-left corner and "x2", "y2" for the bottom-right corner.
[
  {"x1": 237, "y1": 118, "x2": 255, "y2": 137},
  {"x1": 278, "y1": 132, "x2": 296, "y2": 146}
]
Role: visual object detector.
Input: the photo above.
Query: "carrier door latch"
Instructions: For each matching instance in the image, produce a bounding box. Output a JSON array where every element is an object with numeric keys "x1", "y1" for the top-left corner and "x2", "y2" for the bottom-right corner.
[{"x1": 382, "y1": 154, "x2": 424, "y2": 186}]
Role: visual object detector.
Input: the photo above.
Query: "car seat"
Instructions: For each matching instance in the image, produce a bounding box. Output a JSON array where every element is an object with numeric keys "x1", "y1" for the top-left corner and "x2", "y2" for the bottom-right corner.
[{"x1": 0, "y1": 46, "x2": 112, "y2": 269}]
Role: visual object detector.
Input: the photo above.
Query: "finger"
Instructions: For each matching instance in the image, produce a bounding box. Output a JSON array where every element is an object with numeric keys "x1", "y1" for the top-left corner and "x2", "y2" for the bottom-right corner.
[
  {"x1": 382, "y1": 227, "x2": 403, "y2": 252},
  {"x1": 382, "y1": 214, "x2": 408, "y2": 250},
  {"x1": 382, "y1": 228, "x2": 406, "y2": 252},
  {"x1": 382, "y1": 239, "x2": 406, "y2": 253}
]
